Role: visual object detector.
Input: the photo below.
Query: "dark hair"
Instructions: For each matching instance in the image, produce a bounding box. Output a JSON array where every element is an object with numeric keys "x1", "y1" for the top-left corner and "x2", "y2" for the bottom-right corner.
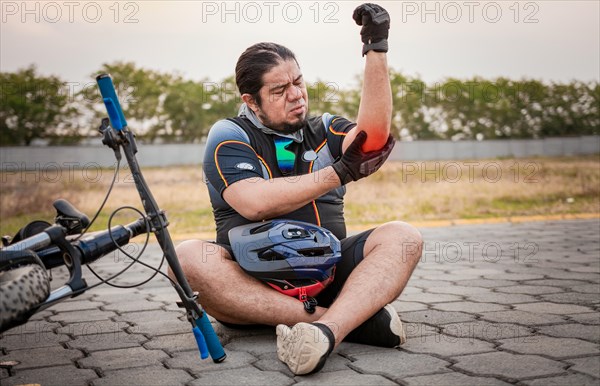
[{"x1": 235, "y1": 42, "x2": 298, "y2": 106}]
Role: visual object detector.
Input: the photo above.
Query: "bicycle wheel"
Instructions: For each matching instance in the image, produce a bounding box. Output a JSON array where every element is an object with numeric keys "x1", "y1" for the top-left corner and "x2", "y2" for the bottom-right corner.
[{"x1": 0, "y1": 264, "x2": 50, "y2": 332}]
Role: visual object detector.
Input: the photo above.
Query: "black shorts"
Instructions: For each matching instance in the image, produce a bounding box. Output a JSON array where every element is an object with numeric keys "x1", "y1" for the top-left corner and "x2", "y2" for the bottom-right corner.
[{"x1": 214, "y1": 229, "x2": 374, "y2": 328}]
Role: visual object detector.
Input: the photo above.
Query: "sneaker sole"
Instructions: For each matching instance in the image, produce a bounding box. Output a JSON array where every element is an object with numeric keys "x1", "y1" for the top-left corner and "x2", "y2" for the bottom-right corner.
[
  {"x1": 384, "y1": 304, "x2": 407, "y2": 346},
  {"x1": 276, "y1": 323, "x2": 331, "y2": 375}
]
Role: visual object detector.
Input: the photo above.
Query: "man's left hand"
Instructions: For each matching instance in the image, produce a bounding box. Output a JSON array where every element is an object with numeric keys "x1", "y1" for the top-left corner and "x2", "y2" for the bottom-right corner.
[{"x1": 353, "y1": 3, "x2": 390, "y2": 56}]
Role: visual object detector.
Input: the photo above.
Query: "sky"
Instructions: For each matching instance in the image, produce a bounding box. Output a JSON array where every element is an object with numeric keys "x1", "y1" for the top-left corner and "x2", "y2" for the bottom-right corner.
[{"x1": 1, "y1": 0, "x2": 599, "y2": 89}]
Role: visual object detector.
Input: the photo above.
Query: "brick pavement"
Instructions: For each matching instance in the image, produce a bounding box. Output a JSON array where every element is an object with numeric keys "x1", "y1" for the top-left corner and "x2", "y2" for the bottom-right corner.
[{"x1": 1, "y1": 219, "x2": 599, "y2": 385}]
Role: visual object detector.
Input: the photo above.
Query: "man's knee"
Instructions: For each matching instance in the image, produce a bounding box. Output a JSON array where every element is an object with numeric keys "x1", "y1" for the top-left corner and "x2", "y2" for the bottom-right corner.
[
  {"x1": 371, "y1": 221, "x2": 423, "y2": 265},
  {"x1": 171, "y1": 240, "x2": 225, "y2": 277}
]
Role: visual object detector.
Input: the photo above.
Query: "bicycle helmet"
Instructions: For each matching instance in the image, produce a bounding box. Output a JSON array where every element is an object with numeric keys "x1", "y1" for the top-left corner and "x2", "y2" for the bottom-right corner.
[{"x1": 228, "y1": 220, "x2": 342, "y2": 308}]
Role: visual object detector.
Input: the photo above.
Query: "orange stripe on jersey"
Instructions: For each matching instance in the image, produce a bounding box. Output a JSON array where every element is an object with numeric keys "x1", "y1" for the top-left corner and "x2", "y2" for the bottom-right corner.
[
  {"x1": 309, "y1": 139, "x2": 328, "y2": 173},
  {"x1": 214, "y1": 140, "x2": 271, "y2": 187},
  {"x1": 329, "y1": 117, "x2": 349, "y2": 136},
  {"x1": 312, "y1": 201, "x2": 321, "y2": 226}
]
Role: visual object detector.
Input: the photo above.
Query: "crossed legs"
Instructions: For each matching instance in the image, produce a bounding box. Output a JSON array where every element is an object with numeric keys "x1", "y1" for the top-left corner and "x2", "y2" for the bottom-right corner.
[{"x1": 170, "y1": 221, "x2": 423, "y2": 344}]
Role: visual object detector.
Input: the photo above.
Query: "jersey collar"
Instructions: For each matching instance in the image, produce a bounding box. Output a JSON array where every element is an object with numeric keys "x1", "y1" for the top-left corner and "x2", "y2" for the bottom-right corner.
[{"x1": 238, "y1": 103, "x2": 304, "y2": 143}]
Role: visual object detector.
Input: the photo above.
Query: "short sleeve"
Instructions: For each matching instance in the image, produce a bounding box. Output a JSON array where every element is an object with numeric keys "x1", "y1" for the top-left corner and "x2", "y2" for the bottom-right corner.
[
  {"x1": 203, "y1": 120, "x2": 264, "y2": 196},
  {"x1": 323, "y1": 114, "x2": 356, "y2": 160}
]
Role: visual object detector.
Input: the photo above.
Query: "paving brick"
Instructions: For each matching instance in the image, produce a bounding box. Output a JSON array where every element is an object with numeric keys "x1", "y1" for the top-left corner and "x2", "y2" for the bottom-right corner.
[
  {"x1": 495, "y1": 285, "x2": 564, "y2": 295},
  {"x1": 400, "y1": 292, "x2": 464, "y2": 303},
  {"x1": 452, "y1": 352, "x2": 566, "y2": 380},
  {"x1": 427, "y1": 286, "x2": 493, "y2": 296},
  {"x1": 92, "y1": 366, "x2": 193, "y2": 386},
  {"x1": 143, "y1": 332, "x2": 200, "y2": 353},
  {"x1": 401, "y1": 310, "x2": 476, "y2": 325},
  {"x1": 406, "y1": 279, "x2": 455, "y2": 288},
  {"x1": 403, "y1": 372, "x2": 511, "y2": 386},
  {"x1": 480, "y1": 310, "x2": 566, "y2": 325},
  {"x1": 541, "y1": 270, "x2": 600, "y2": 281},
  {"x1": 537, "y1": 323, "x2": 600, "y2": 342},
  {"x1": 541, "y1": 292, "x2": 600, "y2": 305},
  {"x1": 390, "y1": 300, "x2": 429, "y2": 312},
  {"x1": 524, "y1": 279, "x2": 593, "y2": 288},
  {"x1": 401, "y1": 334, "x2": 495, "y2": 356},
  {"x1": 514, "y1": 302, "x2": 595, "y2": 314},
  {"x1": 128, "y1": 319, "x2": 190, "y2": 336},
  {"x1": 466, "y1": 292, "x2": 538, "y2": 304},
  {"x1": 164, "y1": 349, "x2": 256, "y2": 376},
  {"x1": 1, "y1": 365, "x2": 98, "y2": 386},
  {"x1": 431, "y1": 301, "x2": 508, "y2": 313},
  {"x1": 67, "y1": 332, "x2": 147, "y2": 352},
  {"x1": 77, "y1": 346, "x2": 168, "y2": 371},
  {"x1": 336, "y1": 342, "x2": 402, "y2": 357},
  {"x1": 190, "y1": 366, "x2": 293, "y2": 386},
  {"x1": 224, "y1": 334, "x2": 277, "y2": 356},
  {"x1": 56, "y1": 320, "x2": 130, "y2": 336},
  {"x1": 403, "y1": 286, "x2": 424, "y2": 294},
  {"x1": 523, "y1": 373, "x2": 600, "y2": 386},
  {"x1": 0, "y1": 331, "x2": 69, "y2": 350},
  {"x1": 114, "y1": 310, "x2": 190, "y2": 336},
  {"x1": 50, "y1": 300, "x2": 105, "y2": 312},
  {"x1": 113, "y1": 309, "x2": 183, "y2": 324},
  {"x1": 566, "y1": 356, "x2": 600, "y2": 378},
  {"x1": 453, "y1": 279, "x2": 516, "y2": 288},
  {"x1": 49, "y1": 309, "x2": 117, "y2": 323},
  {"x1": 446, "y1": 268, "x2": 506, "y2": 277},
  {"x1": 102, "y1": 299, "x2": 165, "y2": 313},
  {"x1": 1, "y1": 321, "x2": 62, "y2": 336},
  {"x1": 499, "y1": 335, "x2": 599, "y2": 358},
  {"x1": 255, "y1": 352, "x2": 350, "y2": 377},
  {"x1": 568, "y1": 313, "x2": 600, "y2": 325},
  {"x1": 570, "y1": 284, "x2": 600, "y2": 293},
  {"x1": 350, "y1": 351, "x2": 451, "y2": 379},
  {"x1": 486, "y1": 273, "x2": 545, "y2": 280},
  {"x1": 441, "y1": 321, "x2": 535, "y2": 341},
  {"x1": 569, "y1": 264, "x2": 600, "y2": 273},
  {"x1": 294, "y1": 369, "x2": 397, "y2": 385},
  {"x1": 3, "y1": 346, "x2": 83, "y2": 370}
]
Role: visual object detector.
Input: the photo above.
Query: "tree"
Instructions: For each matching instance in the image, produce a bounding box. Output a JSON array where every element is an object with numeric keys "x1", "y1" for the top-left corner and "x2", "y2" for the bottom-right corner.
[{"x1": 0, "y1": 66, "x2": 78, "y2": 145}]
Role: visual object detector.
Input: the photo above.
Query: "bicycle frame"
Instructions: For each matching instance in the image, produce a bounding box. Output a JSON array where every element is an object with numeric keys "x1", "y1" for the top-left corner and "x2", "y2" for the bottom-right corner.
[{"x1": 95, "y1": 74, "x2": 226, "y2": 362}]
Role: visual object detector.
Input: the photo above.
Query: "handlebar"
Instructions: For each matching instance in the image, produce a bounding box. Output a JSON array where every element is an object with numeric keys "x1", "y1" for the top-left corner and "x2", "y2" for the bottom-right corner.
[{"x1": 31, "y1": 218, "x2": 148, "y2": 269}]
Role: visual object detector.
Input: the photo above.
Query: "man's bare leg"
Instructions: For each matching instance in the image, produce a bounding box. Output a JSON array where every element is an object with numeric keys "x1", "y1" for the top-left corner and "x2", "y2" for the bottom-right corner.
[
  {"x1": 316, "y1": 221, "x2": 423, "y2": 344},
  {"x1": 169, "y1": 240, "x2": 326, "y2": 326}
]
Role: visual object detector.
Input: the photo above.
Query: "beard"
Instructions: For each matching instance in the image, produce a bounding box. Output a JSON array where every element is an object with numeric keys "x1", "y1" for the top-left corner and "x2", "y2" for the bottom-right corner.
[{"x1": 257, "y1": 109, "x2": 308, "y2": 135}]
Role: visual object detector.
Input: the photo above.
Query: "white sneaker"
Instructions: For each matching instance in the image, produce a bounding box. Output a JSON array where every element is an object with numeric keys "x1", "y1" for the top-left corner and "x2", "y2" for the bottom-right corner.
[
  {"x1": 345, "y1": 304, "x2": 406, "y2": 347},
  {"x1": 276, "y1": 322, "x2": 335, "y2": 375}
]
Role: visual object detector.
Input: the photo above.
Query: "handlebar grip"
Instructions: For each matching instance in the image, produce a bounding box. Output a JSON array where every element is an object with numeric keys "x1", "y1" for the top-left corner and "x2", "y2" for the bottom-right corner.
[
  {"x1": 96, "y1": 74, "x2": 128, "y2": 131},
  {"x1": 192, "y1": 325, "x2": 209, "y2": 359},
  {"x1": 196, "y1": 313, "x2": 227, "y2": 363}
]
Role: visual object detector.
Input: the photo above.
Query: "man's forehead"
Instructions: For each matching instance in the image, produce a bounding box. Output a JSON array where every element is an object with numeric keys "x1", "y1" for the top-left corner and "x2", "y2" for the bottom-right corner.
[{"x1": 262, "y1": 60, "x2": 302, "y2": 87}]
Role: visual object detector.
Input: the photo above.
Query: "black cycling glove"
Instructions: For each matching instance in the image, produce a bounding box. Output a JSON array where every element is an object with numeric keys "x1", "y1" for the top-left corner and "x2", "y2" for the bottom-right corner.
[
  {"x1": 353, "y1": 3, "x2": 390, "y2": 56},
  {"x1": 332, "y1": 131, "x2": 395, "y2": 185}
]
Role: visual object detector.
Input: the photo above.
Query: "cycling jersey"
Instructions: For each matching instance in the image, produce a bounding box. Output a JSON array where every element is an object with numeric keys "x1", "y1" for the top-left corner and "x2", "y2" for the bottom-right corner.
[{"x1": 203, "y1": 104, "x2": 356, "y2": 244}]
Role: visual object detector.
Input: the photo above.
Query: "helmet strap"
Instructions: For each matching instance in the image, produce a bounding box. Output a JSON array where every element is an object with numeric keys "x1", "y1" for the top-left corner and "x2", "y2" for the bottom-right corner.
[{"x1": 298, "y1": 287, "x2": 318, "y2": 314}]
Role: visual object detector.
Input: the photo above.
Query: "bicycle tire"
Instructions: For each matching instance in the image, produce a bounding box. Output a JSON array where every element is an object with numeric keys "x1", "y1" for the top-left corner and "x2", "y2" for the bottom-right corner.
[{"x1": 0, "y1": 264, "x2": 50, "y2": 332}]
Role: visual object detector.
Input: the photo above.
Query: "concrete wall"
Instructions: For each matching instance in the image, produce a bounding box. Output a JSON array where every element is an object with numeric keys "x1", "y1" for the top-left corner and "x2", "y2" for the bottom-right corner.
[{"x1": 1, "y1": 136, "x2": 598, "y2": 170}]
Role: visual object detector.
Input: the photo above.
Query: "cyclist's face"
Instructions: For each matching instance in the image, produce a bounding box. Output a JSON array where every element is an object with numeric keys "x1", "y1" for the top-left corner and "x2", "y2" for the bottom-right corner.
[{"x1": 249, "y1": 59, "x2": 309, "y2": 133}]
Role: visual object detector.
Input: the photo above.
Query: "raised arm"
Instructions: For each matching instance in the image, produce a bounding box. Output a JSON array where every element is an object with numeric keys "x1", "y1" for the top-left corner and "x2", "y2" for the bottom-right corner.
[{"x1": 343, "y1": 3, "x2": 393, "y2": 153}]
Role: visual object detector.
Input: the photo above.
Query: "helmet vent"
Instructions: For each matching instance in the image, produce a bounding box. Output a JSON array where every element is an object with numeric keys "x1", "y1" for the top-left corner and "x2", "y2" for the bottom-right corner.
[
  {"x1": 250, "y1": 222, "x2": 274, "y2": 234},
  {"x1": 296, "y1": 247, "x2": 333, "y2": 257},
  {"x1": 258, "y1": 249, "x2": 285, "y2": 261}
]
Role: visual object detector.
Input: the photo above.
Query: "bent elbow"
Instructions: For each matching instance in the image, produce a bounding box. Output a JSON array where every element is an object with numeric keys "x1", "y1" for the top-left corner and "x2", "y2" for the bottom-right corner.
[
  {"x1": 236, "y1": 203, "x2": 267, "y2": 222},
  {"x1": 363, "y1": 128, "x2": 391, "y2": 152}
]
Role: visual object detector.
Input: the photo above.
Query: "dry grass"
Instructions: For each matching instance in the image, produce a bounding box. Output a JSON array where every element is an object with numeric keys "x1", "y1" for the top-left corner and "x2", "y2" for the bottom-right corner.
[{"x1": 1, "y1": 156, "x2": 598, "y2": 238}]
